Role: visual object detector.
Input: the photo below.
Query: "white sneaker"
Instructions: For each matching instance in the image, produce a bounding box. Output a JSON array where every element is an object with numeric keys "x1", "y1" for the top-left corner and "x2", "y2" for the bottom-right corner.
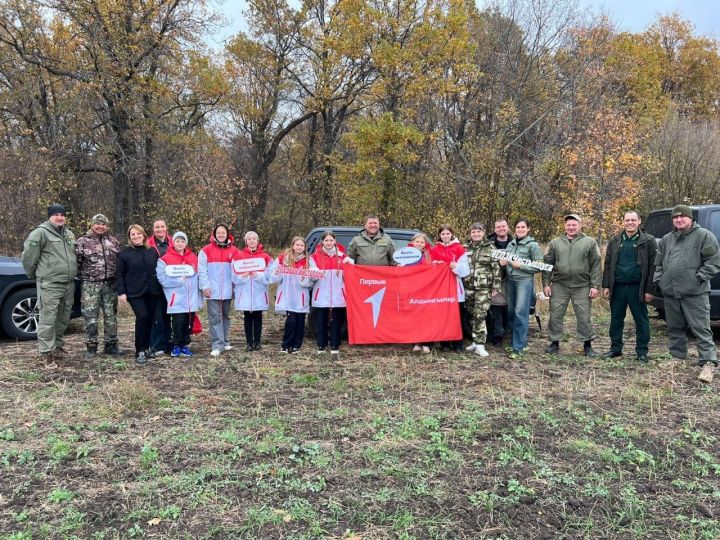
[
  {"x1": 210, "y1": 350, "x2": 221, "y2": 357},
  {"x1": 422, "y1": 346, "x2": 431, "y2": 354},
  {"x1": 413, "y1": 345, "x2": 422, "y2": 352},
  {"x1": 330, "y1": 349, "x2": 340, "y2": 356},
  {"x1": 465, "y1": 343, "x2": 477, "y2": 351},
  {"x1": 223, "y1": 345, "x2": 233, "y2": 351},
  {"x1": 474, "y1": 344, "x2": 489, "y2": 357}
]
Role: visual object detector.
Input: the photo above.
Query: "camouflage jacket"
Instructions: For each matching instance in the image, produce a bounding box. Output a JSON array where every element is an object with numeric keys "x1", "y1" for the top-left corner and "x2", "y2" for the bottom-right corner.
[
  {"x1": 75, "y1": 230, "x2": 121, "y2": 281},
  {"x1": 462, "y1": 239, "x2": 502, "y2": 292}
]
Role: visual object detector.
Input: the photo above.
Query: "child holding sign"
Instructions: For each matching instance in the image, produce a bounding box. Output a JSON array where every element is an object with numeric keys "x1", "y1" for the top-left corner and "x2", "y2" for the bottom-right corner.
[
  {"x1": 232, "y1": 231, "x2": 274, "y2": 351},
  {"x1": 269, "y1": 236, "x2": 315, "y2": 353},
  {"x1": 310, "y1": 231, "x2": 351, "y2": 356},
  {"x1": 157, "y1": 232, "x2": 201, "y2": 357}
]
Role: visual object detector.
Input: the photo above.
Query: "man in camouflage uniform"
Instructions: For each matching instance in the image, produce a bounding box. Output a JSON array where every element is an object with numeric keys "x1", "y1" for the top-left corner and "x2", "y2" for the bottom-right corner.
[
  {"x1": 75, "y1": 214, "x2": 123, "y2": 358},
  {"x1": 463, "y1": 223, "x2": 502, "y2": 357},
  {"x1": 22, "y1": 204, "x2": 78, "y2": 367}
]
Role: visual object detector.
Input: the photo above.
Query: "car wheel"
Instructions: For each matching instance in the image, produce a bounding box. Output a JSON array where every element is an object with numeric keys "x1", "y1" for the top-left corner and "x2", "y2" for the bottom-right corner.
[{"x1": 1, "y1": 288, "x2": 39, "y2": 340}]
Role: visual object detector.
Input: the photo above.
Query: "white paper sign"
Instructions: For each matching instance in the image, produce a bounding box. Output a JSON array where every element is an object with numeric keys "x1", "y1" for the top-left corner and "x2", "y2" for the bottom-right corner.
[
  {"x1": 393, "y1": 247, "x2": 422, "y2": 266},
  {"x1": 491, "y1": 249, "x2": 553, "y2": 271},
  {"x1": 164, "y1": 264, "x2": 195, "y2": 278},
  {"x1": 232, "y1": 257, "x2": 267, "y2": 274}
]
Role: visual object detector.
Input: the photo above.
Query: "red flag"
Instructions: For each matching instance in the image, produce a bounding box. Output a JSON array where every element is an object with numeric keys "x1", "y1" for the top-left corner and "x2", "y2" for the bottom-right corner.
[{"x1": 344, "y1": 264, "x2": 461, "y2": 344}]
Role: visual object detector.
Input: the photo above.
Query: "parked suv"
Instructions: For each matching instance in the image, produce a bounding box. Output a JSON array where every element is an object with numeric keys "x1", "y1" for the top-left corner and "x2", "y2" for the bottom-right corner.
[
  {"x1": 0, "y1": 256, "x2": 81, "y2": 340},
  {"x1": 643, "y1": 205, "x2": 720, "y2": 320}
]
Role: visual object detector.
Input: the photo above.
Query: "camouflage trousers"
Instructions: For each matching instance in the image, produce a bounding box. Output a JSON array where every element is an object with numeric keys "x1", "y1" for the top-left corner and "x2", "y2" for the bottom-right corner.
[
  {"x1": 81, "y1": 279, "x2": 118, "y2": 347},
  {"x1": 464, "y1": 288, "x2": 492, "y2": 344}
]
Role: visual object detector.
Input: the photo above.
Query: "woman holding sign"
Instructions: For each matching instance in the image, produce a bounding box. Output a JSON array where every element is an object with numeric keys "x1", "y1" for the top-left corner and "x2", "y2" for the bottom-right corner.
[
  {"x1": 499, "y1": 219, "x2": 544, "y2": 359},
  {"x1": 157, "y1": 232, "x2": 201, "y2": 357},
  {"x1": 269, "y1": 236, "x2": 316, "y2": 353},
  {"x1": 117, "y1": 224, "x2": 162, "y2": 365},
  {"x1": 199, "y1": 224, "x2": 238, "y2": 357},
  {"x1": 232, "y1": 231, "x2": 274, "y2": 351},
  {"x1": 310, "y1": 231, "x2": 352, "y2": 356},
  {"x1": 430, "y1": 225, "x2": 471, "y2": 352}
]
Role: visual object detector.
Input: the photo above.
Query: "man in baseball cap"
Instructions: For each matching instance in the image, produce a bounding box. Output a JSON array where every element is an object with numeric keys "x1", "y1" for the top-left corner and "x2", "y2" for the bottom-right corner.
[
  {"x1": 543, "y1": 213, "x2": 602, "y2": 357},
  {"x1": 75, "y1": 212, "x2": 123, "y2": 359},
  {"x1": 654, "y1": 205, "x2": 720, "y2": 382}
]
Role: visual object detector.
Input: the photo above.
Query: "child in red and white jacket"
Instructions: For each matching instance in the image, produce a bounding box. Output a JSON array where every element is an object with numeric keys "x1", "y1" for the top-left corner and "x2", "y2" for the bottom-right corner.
[
  {"x1": 198, "y1": 224, "x2": 238, "y2": 357},
  {"x1": 232, "y1": 231, "x2": 274, "y2": 351},
  {"x1": 156, "y1": 232, "x2": 202, "y2": 357},
  {"x1": 269, "y1": 236, "x2": 315, "y2": 353},
  {"x1": 309, "y1": 231, "x2": 353, "y2": 355},
  {"x1": 409, "y1": 232, "x2": 433, "y2": 354},
  {"x1": 430, "y1": 224, "x2": 470, "y2": 352}
]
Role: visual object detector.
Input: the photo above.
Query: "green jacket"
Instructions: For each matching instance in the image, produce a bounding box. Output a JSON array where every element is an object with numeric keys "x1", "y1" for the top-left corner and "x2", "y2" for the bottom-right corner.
[
  {"x1": 504, "y1": 235, "x2": 544, "y2": 280},
  {"x1": 542, "y1": 233, "x2": 601, "y2": 288},
  {"x1": 22, "y1": 221, "x2": 78, "y2": 283},
  {"x1": 463, "y1": 239, "x2": 501, "y2": 292},
  {"x1": 653, "y1": 223, "x2": 720, "y2": 299},
  {"x1": 347, "y1": 229, "x2": 396, "y2": 266}
]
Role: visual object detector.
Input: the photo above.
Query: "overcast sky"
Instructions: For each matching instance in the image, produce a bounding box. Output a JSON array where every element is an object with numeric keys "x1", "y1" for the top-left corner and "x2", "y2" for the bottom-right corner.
[{"x1": 209, "y1": 0, "x2": 719, "y2": 48}]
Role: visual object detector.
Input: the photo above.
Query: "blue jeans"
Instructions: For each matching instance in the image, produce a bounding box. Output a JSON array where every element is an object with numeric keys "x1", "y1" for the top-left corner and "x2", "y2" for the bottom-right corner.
[{"x1": 506, "y1": 278, "x2": 534, "y2": 352}]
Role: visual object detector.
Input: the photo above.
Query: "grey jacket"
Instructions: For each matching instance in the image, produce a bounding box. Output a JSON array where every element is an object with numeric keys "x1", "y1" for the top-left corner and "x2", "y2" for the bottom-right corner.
[{"x1": 653, "y1": 223, "x2": 720, "y2": 298}]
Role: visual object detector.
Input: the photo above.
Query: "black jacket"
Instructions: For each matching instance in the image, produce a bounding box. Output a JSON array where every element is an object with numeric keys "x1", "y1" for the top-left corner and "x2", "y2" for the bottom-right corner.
[
  {"x1": 602, "y1": 230, "x2": 657, "y2": 301},
  {"x1": 117, "y1": 246, "x2": 162, "y2": 298}
]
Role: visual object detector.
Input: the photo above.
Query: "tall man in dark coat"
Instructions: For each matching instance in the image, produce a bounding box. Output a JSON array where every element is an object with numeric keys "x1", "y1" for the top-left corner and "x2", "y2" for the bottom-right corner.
[{"x1": 602, "y1": 211, "x2": 656, "y2": 362}]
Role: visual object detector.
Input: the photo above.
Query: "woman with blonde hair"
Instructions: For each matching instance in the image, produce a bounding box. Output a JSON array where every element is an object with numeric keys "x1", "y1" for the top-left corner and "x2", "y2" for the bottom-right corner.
[{"x1": 117, "y1": 224, "x2": 163, "y2": 364}]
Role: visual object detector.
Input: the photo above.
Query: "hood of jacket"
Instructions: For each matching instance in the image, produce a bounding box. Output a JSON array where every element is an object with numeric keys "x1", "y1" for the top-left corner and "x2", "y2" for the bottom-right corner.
[
  {"x1": 161, "y1": 247, "x2": 198, "y2": 270},
  {"x1": 431, "y1": 238, "x2": 466, "y2": 263},
  {"x1": 209, "y1": 224, "x2": 235, "y2": 248}
]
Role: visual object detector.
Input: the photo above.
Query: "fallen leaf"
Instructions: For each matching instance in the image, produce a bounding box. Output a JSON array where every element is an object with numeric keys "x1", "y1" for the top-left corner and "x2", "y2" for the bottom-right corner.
[{"x1": 147, "y1": 517, "x2": 162, "y2": 526}]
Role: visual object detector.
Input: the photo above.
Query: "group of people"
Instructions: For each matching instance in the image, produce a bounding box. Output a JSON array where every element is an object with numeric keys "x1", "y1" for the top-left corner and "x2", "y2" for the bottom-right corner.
[{"x1": 20, "y1": 205, "x2": 719, "y2": 383}]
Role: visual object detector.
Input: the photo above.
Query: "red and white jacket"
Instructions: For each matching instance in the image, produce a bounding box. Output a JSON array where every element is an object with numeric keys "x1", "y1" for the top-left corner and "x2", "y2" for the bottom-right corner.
[
  {"x1": 268, "y1": 254, "x2": 314, "y2": 313},
  {"x1": 309, "y1": 246, "x2": 350, "y2": 308},
  {"x1": 198, "y1": 232, "x2": 239, "y2": 300},
  {"x1": 156, "y1": 248, "x2": 202, "y2": 314},
  {"x1": 430, "y1": 239, "x2": 471, "y2": 301},
  {"x1": 232, "y1": 245, "x2": 274, "y2": 312}
]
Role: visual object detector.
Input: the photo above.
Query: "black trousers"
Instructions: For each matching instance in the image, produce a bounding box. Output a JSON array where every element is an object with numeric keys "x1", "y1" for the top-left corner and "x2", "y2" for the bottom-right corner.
[
  {"x1": 127, "y1": 294, "x2": 161, "y2": 354},
  {"x1": 243, "y1": 311, "x2": 263, "y2": 346},
  {"x1": 150, "y1": 294, "x2": 171, "y2": 353},
  {"x1": 314, "y1": 307, "x2": 346, "y2": 350},
  {"x1": 281, "y1": 311, "x2": 306, "y2": 350},
  {"x1": 487, "y1": 305, "x2": 510, "y2": 342},
  {"x1": 170, "y1": 312, "x2": 193, "y2": 348}
]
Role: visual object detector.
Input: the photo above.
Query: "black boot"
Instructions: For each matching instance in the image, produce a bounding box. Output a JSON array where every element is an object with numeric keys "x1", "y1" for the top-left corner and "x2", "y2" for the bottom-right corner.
[
  {"x1": 545, "y1": 341, "x2": 559, "y2": 354},
  {"x1": 583, "y1": 340, "x2": 597, "y2": 358},
  {"x1": 103, "y1": 344, "x2": 124, "y2": 356},
  {"x1": 85, "y1": 344, "x2": 97, "y2": 359}
]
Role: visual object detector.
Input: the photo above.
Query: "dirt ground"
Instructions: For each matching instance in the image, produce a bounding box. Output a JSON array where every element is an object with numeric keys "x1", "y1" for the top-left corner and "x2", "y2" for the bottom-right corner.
[{"x1": 0, "y1": 302, "x2": 718, "y2": 539}]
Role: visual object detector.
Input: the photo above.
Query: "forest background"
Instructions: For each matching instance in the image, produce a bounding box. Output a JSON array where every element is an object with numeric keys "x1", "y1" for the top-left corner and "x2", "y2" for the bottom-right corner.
[{"x1": 0, "y1": 0, "x2": 718, "y2": 253}]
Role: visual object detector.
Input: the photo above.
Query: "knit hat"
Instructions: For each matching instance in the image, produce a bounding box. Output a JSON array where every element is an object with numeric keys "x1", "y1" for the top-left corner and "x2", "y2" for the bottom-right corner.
[
  {"x1": 564, "y1": 213, "x2": 581, "y2": 222},
  {"x1": 47, "y1": 204, "x2": 66, "y2": 218},
  {"x1": 91, "y1": 213, "x2": 109, "y2": 225},
  {"x1": 173, "y1": 231, "x2": 188, "y2": 243},
  {"x1": 671, "y1": 205, "x2": 693, "y2": 219}
]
